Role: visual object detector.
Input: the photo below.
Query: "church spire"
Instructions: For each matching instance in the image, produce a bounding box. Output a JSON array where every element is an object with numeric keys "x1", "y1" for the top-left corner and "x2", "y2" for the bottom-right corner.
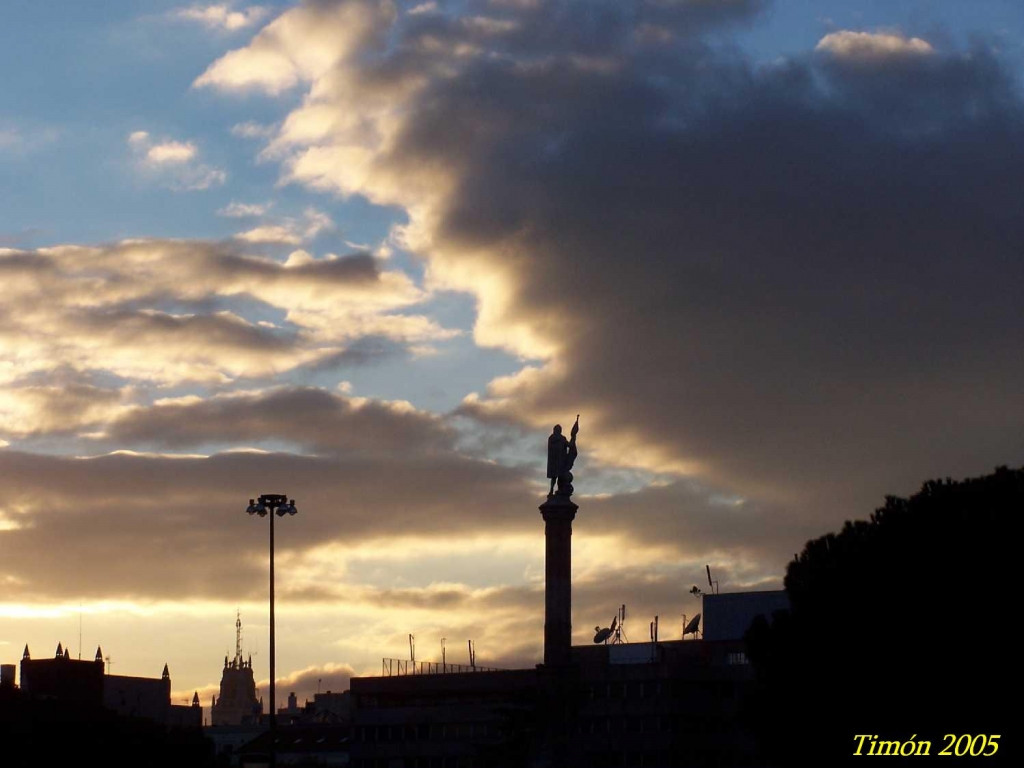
[
  {"x1": 23, "y1": 644, "x2": 30, "y2": 660},
  {"x1": 235, "y1": 610, "x2": 244, "y2": 667},
  {"x1": 162, "y1": 663, "x2": 170, "y2": 680},
  {"x1": 55, "y1": 642, "x2": 63, "y2": 658}
]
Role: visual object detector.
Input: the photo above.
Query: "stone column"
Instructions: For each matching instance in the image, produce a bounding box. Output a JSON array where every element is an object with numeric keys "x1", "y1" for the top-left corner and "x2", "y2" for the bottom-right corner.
[{"x1": 539, "y1": 495, "x2": 578, "y2": 666}]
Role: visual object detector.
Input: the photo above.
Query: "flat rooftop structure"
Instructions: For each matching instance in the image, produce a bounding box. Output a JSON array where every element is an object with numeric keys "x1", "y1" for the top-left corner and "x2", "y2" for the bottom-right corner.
[
  {"x1": 349, "y1": 639, "x2": 761, "y2": 767},
  {"x1": 701, "y1": 589, "x2": 790, "y2": 641}
]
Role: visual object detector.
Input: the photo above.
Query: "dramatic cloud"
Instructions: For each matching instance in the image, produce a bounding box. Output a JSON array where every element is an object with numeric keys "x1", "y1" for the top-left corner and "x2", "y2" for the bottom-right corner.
[
  {"x1": 0, "y1": 239, "x2": 451, "y2": 388},
  {"x1": 7, "y1": 0, "x2": 1023, "y2": 697},
  {"x1": 105, "y1": 386, "x2": 456, "y2": 456},
  {"x1": 194, "y1": 0, "x2": 397, "y2": 94},
  {"x1": 0, "y1": 376, "x2": 798, "y2": 610},
  {"x1": 199, "y1": 1, "x2": 1023, "y2": 535},
  {"x1": 0, "y1": 444, "x2": 528, "y2": 602}
]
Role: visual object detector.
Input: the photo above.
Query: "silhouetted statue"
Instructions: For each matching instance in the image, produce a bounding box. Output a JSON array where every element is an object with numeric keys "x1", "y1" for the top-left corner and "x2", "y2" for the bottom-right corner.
[{"x1": 547, "y1": 415, "x2": 579, "y2": 496}]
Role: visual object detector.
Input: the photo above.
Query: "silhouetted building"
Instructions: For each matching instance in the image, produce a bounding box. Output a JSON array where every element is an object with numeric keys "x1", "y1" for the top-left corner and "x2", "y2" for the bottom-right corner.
[
  {"x1": 211, "y1": 614, "x2": 263, "y2": 726},
  {"x1": 308, "y1": 690, "x2": 352, "y2": 723},
  {"x1": 277, "y1": 689, "x2": 353, "y2": 725},
  {"x1": 347, "y1": 495, "x2": 782, "y2": 767},
  {"x1": 1, "y1": 664, "x2": 16, "y2": 690},
  {"x1": 18, "y1": 642, "x2": 104, "y2": 706},
  {"x1": 349, "y1": 638, "x2": 760, "y2": 768},
  {"x1": 16, "y1": 643, "x2": 201, "y2": 729},
  {"x1": 279, "y1": 690, "x2": 304, "y2": 719},
  {"x1": 701, "y1": 591, "x2": 790, "y2": 642},
  {"x1": 206, "y1": 724, "x2": 267, "y2": 766},
  {"x1": 238, "y1": 723, "x2": 351, "y2": 767}
]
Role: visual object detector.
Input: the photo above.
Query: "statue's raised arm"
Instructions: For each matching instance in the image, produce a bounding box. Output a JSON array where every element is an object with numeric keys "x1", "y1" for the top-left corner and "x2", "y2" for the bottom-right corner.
[{"x1": 547, "y1": 416, "x2": 580, "y2": 498}]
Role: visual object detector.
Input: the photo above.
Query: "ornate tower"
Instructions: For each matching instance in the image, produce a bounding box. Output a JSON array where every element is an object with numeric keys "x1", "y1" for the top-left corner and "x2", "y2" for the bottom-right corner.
[{"x1": 211, "y1": 612, "x2": 262, "y2": 725}]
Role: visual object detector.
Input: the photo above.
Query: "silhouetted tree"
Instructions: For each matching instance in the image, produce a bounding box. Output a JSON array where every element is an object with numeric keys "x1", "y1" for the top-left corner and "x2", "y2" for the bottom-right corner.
[{"x1": 745, "y1": 466, "x2": 1020, "y2": 766}]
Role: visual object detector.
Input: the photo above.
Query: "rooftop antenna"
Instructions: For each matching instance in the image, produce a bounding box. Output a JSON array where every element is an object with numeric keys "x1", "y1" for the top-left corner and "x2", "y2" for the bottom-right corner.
[
  {"x1": 613, "y1": 604, "x2": 627, "y2": 644},
  {"x1": 105, "y1": 654, "x2": 113, "y2": 674},
  {"x1": 409, "y1": 634, "x2": 415, "y2": 664},
  {"x1": 79, "y1": 604, "x2": 83, "y2": 660},
  {"x1": 683, "y1": 613, "x2": 702, "y2": 639},
  {"x1": 706, "y1": 565, "x2": 719, "y2": 595},
  {"x1": 468, "y1": 640, "x2": 476, "y2": 668},
  {"x1": 650, "y1": 615, "x2": 659, "y2": 643},
  {"x1": 441, "y1": 637, "x2": 446, "y2": 672}
]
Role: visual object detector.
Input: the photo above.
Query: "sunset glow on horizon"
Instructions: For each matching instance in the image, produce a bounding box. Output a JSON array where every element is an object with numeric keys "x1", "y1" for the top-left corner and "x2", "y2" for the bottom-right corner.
[{"x1": 2, "y1": 0, "x2": 1022, "y2": 709}]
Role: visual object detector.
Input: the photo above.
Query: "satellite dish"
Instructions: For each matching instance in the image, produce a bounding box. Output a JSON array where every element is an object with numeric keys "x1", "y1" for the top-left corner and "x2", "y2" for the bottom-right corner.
[
  {"x1": 594, "y1": 609, "x2": 623, "y2": 644},
  {"x1": 683, "y1": 613, "x2": 701, "y2": 636}
]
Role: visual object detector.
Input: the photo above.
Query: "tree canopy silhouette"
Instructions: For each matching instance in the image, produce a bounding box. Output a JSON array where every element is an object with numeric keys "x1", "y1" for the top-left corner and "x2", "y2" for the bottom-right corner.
[{"x1": 744, "y1": 466, "x2": 1020, "y2": 765}]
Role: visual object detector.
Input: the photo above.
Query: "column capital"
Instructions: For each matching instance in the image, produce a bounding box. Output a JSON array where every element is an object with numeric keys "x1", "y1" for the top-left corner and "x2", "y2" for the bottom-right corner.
[{"x1": 539, "y1": 496, "x2": 578, "y2": 521}]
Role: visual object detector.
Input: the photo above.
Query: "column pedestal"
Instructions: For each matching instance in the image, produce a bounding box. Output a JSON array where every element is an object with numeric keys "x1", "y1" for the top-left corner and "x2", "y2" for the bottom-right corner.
[{"x1": 539, "y1": 495, "x2": 578, "y2": 667}]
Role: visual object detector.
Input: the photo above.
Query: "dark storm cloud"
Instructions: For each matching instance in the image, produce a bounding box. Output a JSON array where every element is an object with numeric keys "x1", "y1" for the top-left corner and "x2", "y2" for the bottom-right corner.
[
  {"x1": 0, "y1": 435, "x2": 799, "y2": 604},
  {"x1": 400, "y1": 0, "x2": 768, "y2": 58},
  {"x1": 0, "y1": 446, "x2": 530, "y2": 602},
  {"x1": 105, "y1": 386, "x2": 456, "y2": 456},
  {"x1": 244, "y1": 4, "x2": 1021, "y2": 542}
]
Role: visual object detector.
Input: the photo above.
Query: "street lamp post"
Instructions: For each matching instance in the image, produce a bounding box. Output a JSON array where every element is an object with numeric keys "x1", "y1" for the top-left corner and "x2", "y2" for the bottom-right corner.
[{"x1": 246, "y1": 494, "x2": 298, "y2": 768}]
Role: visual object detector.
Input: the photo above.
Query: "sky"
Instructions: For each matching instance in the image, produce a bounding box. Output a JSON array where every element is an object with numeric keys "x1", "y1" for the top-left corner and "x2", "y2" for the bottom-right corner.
[{"x1": 1, "y1": 0, "x2": 1022, "y2": 710}]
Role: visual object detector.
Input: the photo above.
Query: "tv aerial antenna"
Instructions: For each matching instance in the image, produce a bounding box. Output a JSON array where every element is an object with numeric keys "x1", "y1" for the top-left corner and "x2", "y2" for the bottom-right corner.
[
  {"x1": 615, "y1": 604, "x2": 627, "y2": 643},
  {"x1": 706, "y1": 565, "x2": 718, "y2": 595},
  {"x1": 409, "y1": 634, "x2": 415, "y2": 664}
]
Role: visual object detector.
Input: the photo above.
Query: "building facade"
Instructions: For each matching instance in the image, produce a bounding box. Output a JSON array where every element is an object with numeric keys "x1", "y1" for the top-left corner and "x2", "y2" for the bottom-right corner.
[{"x1": 17, "y1": 643, "x2": 201, "y2": 729}]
